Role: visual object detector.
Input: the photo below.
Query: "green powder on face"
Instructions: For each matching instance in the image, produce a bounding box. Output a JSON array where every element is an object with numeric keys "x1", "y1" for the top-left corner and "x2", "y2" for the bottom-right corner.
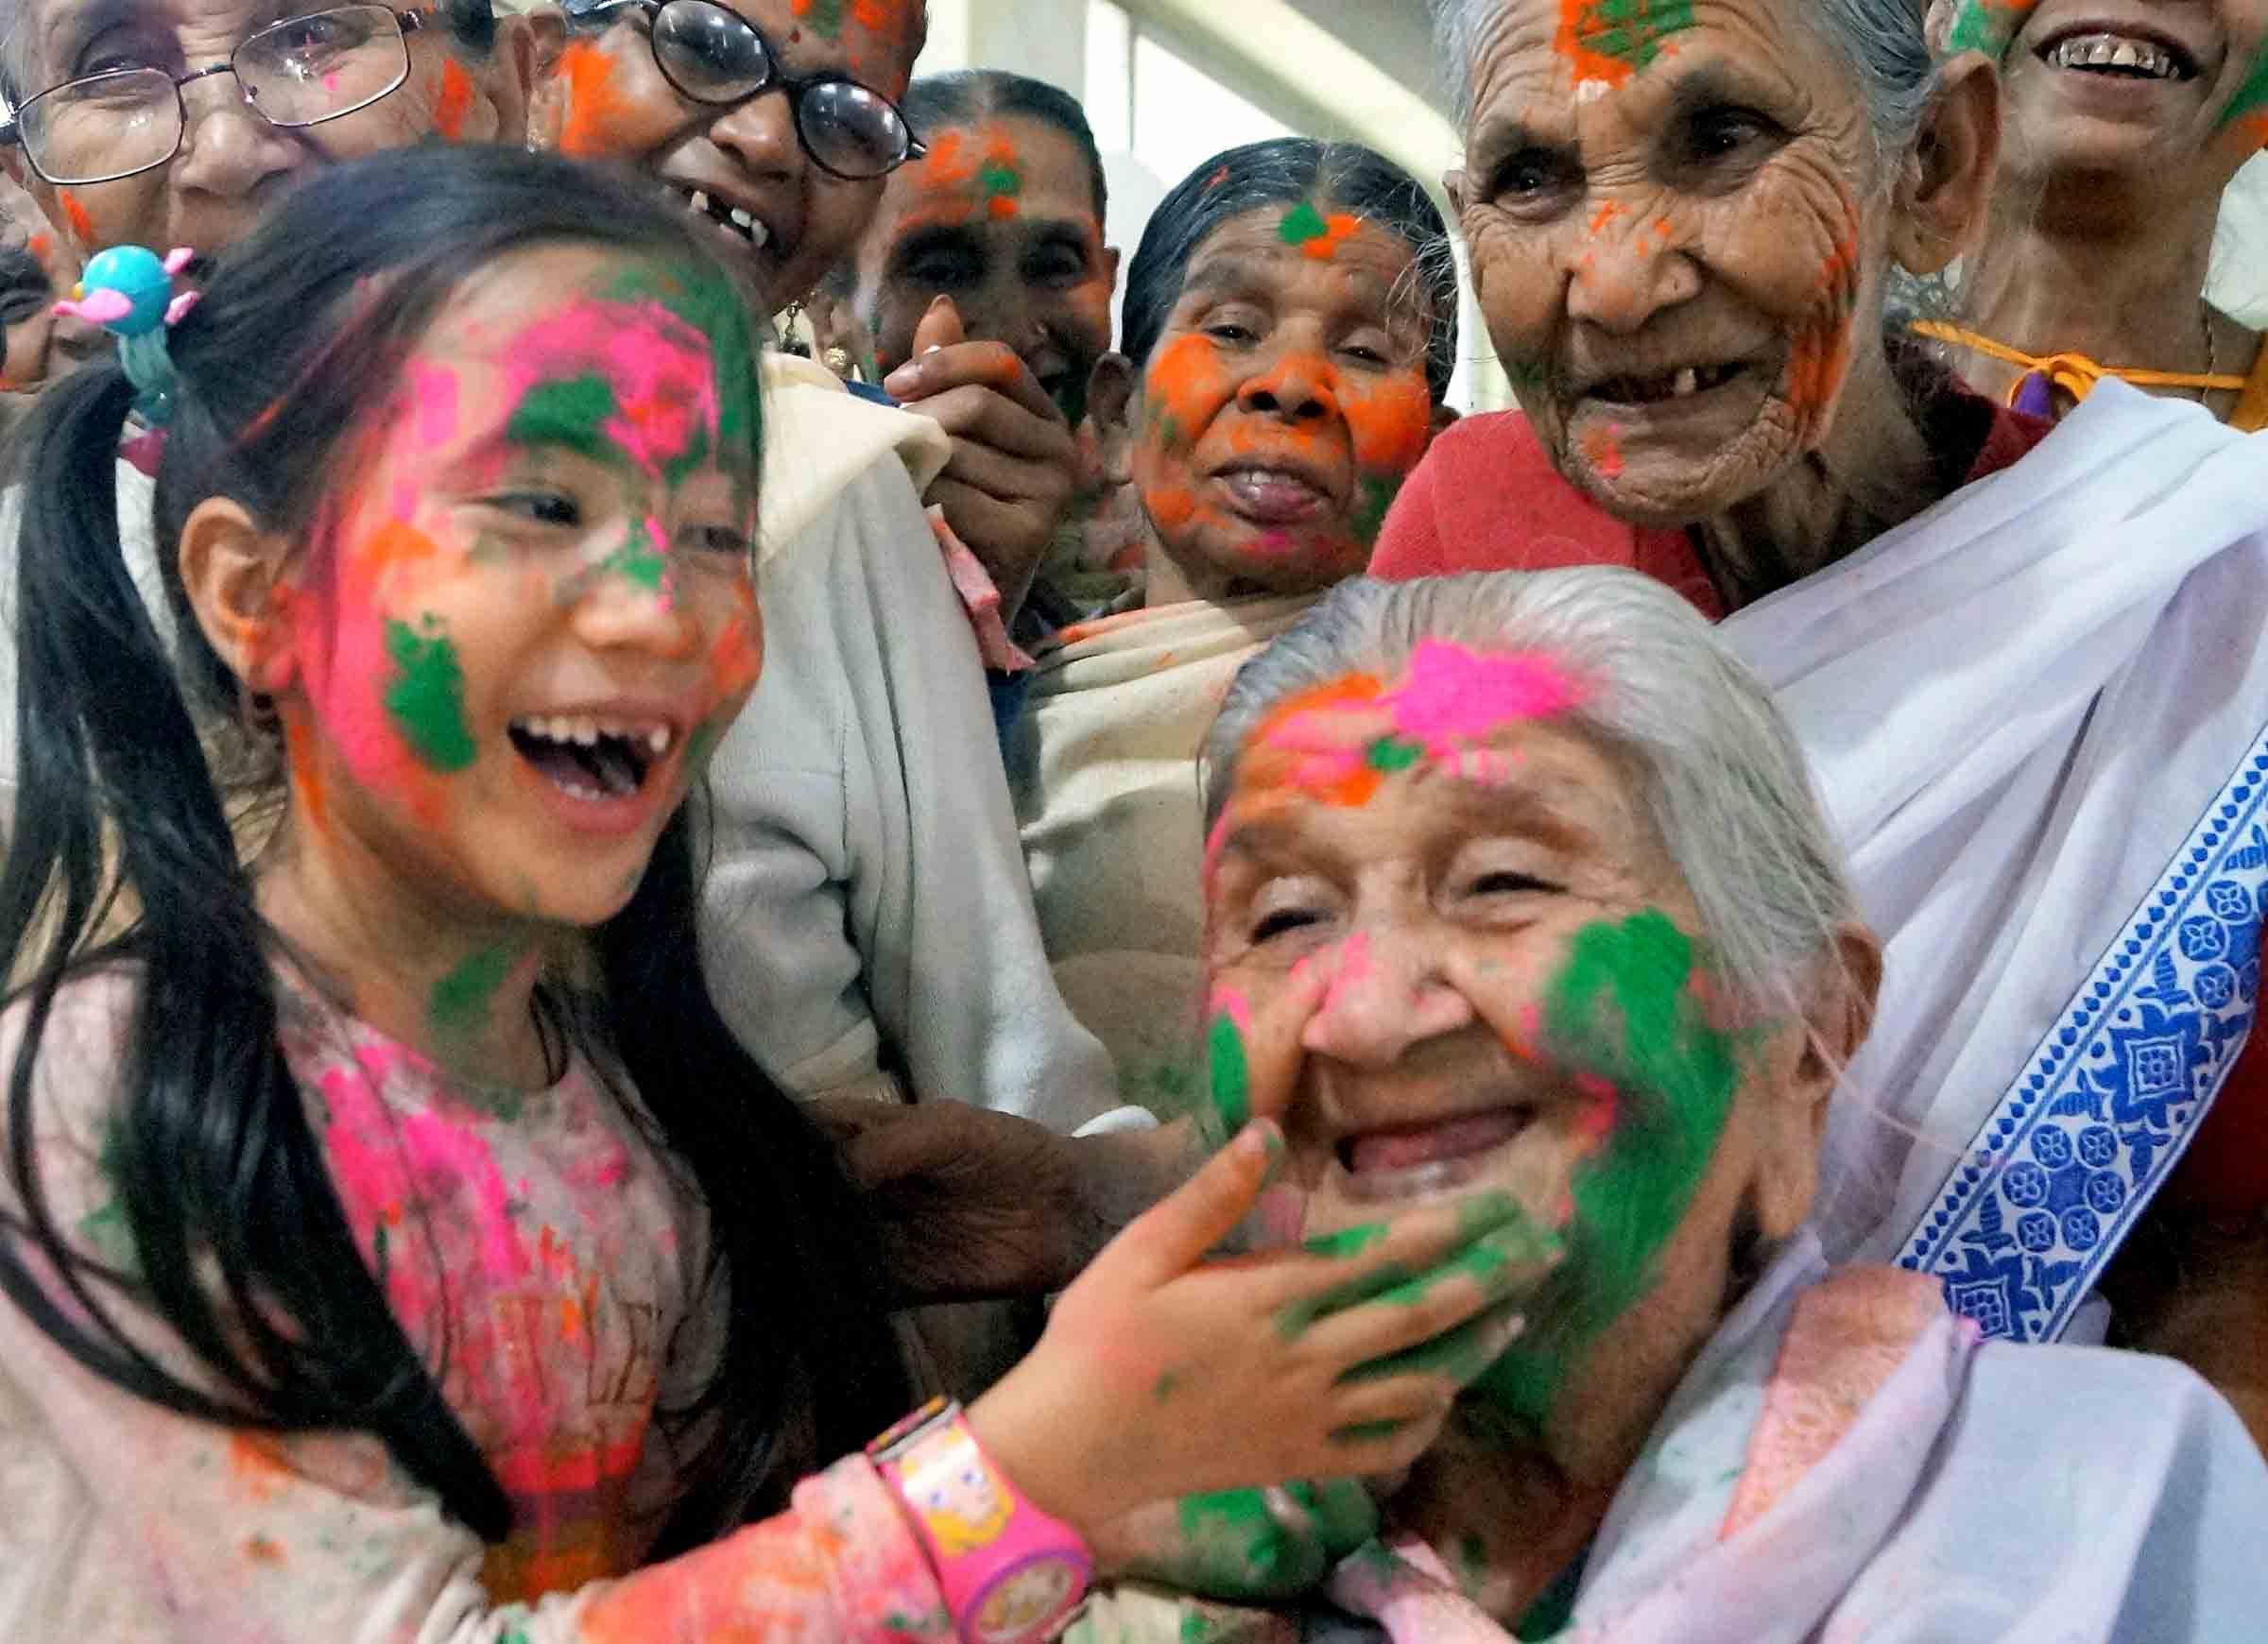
[
  {"x1": 1944, "y1": 0, "x2": 2038, "y2": 59},
  {"x1": 506, "y1": 372, "x2": 619, "y2": 467},
  {"x1": 978, "y1": 157, "x2": 1023, "y2": 202},
  {"x1": 798, "y1": 0, "x2": 846, "y2": 36},
  {"x1": 1279, "y1": 200, "x2": 1330, "y2": 248},
  {"x1": 430, "y1": 945, "x2": 515, "y2": 1041},
  {"x1": 606, "y1": 519, "x2": 669, "y2": 592},
  {"x1": 1207, "y1": 1008, "x2": 1251, "y2": 1139},
  {"x1": 1366, "y1": 734, "x2": 1424, "y2": 774},
  {"x1": 1351, "y1": 473, "x2": 1402, "y2": 547},
  {"x1": 1470, "y1": 909, "x2": 1741, "y2": 1430},
  {"x1": 384, "y1": 618, "x2": 478, "y2": 773},
  {"x1": 2223, "y1": 46, "x2": 2268, "y2": 131},
  {"x1": 1573, "y1": 0, "x2": 1698, "y2": 69}
]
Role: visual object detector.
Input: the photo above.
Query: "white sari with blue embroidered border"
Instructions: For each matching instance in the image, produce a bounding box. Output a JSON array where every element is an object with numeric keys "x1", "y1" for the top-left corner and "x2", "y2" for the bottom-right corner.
[{"x1": 1720, "y1": 380, "x2": 2268, "y2": 1340}]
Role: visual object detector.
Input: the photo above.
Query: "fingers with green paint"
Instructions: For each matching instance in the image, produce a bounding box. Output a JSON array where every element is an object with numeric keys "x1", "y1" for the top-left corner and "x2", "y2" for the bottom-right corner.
[{"x1": 1275, "y1": 1192, "x2": 1558, "y2": 1337}]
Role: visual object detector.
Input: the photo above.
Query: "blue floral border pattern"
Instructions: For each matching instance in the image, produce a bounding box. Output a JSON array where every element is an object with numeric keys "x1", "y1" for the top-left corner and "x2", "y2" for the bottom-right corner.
[{"x1": 1899, "y1": 726, "x2": 2268, "y2": 1344}]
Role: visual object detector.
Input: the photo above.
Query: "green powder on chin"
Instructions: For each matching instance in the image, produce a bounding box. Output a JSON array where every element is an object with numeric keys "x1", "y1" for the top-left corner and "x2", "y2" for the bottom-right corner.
[
  {"x1": 384, "y1": 619, "x2": 478, "y2": 773},
  {"x1": 1469, "y1": 909, "x2": 1741, "y2": 1430}
]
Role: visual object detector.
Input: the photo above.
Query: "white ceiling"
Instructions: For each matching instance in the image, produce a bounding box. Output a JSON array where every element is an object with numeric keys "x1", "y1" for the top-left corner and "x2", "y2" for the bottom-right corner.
[{"x1": 1282, "y1": 0, "x2": 1452, "y2": 116}]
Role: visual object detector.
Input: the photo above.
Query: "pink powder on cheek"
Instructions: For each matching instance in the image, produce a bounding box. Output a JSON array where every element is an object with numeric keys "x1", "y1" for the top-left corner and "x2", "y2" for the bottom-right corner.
[{"x1": 1208, "y1": 985, "x2": 1254, "y2": 1031}]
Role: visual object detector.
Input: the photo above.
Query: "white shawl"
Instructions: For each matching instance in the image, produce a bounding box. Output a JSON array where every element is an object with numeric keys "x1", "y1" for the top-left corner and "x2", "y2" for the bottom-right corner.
[{"x1": 1719, "y1": 381, "x2": 2268, "y2": 1333}]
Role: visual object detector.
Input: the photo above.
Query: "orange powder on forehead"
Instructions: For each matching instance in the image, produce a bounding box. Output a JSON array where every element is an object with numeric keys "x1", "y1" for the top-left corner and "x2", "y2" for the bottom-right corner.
[
  {"x1": 435, "y1": 59, "x2": 474, "y2": 141},
  {"x1": 917, "y1": 128, "x2": 980, "y2": 192},
  {"x1": 556, "y1": 41, "x2": 633, "y2": 158}
]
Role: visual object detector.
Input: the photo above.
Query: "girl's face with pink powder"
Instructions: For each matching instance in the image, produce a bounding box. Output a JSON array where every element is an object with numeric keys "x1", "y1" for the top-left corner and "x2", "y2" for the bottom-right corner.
[{"x1": 251, "y1": 243, "x2": 765, "y2": 930}]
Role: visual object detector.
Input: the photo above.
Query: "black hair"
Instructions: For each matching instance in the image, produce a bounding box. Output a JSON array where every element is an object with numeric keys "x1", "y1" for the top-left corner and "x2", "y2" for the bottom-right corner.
[
  {"x1": 1121, "y1": 137, "x2": 1460, "y2": 404},
  {"x1": 0, "y1": 245, "x2": 51, "y2": 328},
  {"x1": 902, "y1": 69, "x2": 1108, "y2": 223},
  {"x1": 0, "y1": 144, "x2": 910, "y2": 1551}
]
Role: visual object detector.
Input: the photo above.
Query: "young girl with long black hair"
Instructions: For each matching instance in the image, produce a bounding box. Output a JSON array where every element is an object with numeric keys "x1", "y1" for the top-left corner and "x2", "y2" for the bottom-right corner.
[{"x1": 0, "y1": 146, "x2": 1534, "y2": 1641}]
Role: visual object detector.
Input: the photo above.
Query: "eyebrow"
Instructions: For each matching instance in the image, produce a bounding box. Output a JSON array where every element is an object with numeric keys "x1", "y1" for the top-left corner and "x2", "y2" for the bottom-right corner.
[
  {"x1": 1179, "y1": 255, "x2": 1271, "y2": 303},
  {"x1": 889, "y1": 223, "x2": 981, "y2": 265},
  {"x1": 41, "y1": 0, "x2": 143, "y2": 76}
]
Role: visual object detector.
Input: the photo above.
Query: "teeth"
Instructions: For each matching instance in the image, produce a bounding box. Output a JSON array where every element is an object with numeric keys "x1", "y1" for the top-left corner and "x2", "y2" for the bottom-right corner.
[
  {"x1": 646, "y1": 727, "x2": 671, "y2": 756},
  {"x1": 2053, "y1": 32, "x2": 2181, "y2": 77},
  {"x1": 690, "y1": 189, "x2": 710, "y2": 214},
  {"x1": 1673, "y1": 367, "x2": 1698, "y2": 399},
  {"x1": 730, "y1": 207, "x2": 752, "y2": 229}
]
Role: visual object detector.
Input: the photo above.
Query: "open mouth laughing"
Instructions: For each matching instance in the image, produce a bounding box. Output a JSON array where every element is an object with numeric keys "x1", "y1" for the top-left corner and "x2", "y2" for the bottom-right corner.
[
  {"x1": 664, "y1": 183, "x2": 775, "y2": 254},
  {"x1": 1585, "y1": 361, "x2": 1749, "y2": 407},
  {"x1": 1334, "y1": 1104, "x2": 1542, "y2": 1203},
  {"x1": 2036, "y1": 26, "x2": 2199, "y2": 82},
  {"x1": 508, "y1": 712, "x2": 678, "y2": 803}
]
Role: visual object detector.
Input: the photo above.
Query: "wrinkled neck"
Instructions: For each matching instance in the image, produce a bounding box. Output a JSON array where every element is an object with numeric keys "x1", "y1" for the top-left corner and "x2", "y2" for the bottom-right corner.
[{"x1": 1692, "y1": 341, "x2": 1942, "y2": 612}]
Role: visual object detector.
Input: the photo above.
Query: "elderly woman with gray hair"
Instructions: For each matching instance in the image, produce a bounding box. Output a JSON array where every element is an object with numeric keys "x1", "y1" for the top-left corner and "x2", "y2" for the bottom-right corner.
[
  {"x1": 1372, "y1": 0, "x2": 2268, "y2": 1429},
  {"x1": 1065, "y1": 568, "x2": 2268, "y2": 1644}
]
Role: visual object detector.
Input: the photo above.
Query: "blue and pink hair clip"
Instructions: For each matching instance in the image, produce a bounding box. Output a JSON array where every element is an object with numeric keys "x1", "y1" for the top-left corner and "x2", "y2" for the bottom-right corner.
[{"x1": 54, "y1": 245, "x2": 200, "y2": 425}]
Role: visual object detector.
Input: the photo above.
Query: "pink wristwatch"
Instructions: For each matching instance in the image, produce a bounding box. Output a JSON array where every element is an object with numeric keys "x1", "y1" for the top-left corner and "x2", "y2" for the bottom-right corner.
[{"x1": 869, "y1": 1397, "x2": 1093, "y2": 1643}]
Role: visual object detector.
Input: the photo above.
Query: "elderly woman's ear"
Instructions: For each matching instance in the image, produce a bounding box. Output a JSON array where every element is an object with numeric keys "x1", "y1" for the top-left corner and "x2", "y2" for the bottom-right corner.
[
  {"x1": 1890, "y1": 49, "x2": 2003, "y2": 277},
  {"x1": 456, "y1": 9, "x2": 545, "y2": 146},
  {"x1": 1753, "y1": 922, "x2": 1884, "y2": 1242}
]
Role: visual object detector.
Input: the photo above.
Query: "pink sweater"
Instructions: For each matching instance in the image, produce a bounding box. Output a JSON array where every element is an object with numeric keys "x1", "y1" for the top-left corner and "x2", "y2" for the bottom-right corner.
[{"x1": 0, "y1": 968, "x2": 952, "y2": 1643}]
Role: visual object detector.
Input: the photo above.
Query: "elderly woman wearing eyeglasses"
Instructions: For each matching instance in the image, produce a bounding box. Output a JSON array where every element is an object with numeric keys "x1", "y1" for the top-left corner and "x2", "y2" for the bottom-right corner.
[{"x1": 0, "y1": 0, "x2": 534, "y2": 265}]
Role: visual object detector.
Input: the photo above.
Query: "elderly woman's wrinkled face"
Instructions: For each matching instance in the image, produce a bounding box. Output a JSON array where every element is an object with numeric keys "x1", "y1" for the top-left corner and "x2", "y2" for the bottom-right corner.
[
  {"x1": 535, "y1": 0, "x2": 920, "y2": 313},
  {"x1": 5, "y1": 0, "x2": 528, "y2": 265},
  {"x1": 1202, "y1": 648, "x2": 1827, "y2": 1457},
  {"x1": 1941, "y1": 0, "x2": 2268, "y2": 182},
  {"x1": 1126, "y1": 205, "x2": 1439, "y2": 598},
  {"x1": 1454, "y1": 0, "x2": 1884, "y2": 525}
]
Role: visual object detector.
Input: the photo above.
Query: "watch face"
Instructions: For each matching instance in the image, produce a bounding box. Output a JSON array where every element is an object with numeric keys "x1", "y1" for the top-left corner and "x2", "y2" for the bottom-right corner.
[{"x1": 972, "y1": 1554, "x2": 1083, "y2": 1643}]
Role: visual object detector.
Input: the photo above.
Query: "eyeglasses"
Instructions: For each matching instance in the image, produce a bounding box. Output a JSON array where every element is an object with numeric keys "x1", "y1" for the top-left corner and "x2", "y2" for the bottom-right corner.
[
  {"x1": 1, "y1": 5, "x2": 426, "y2": 187},
  {"x1": 582, "y1": 0, "x2": 923, "y2": 180}
]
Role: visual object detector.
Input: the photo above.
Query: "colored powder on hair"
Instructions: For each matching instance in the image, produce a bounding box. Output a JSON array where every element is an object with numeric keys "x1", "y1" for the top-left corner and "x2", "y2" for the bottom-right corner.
[
  {"x1": 383, "y1": 619, "x2": 479, "y2": 773},
  {"x1": 430, "y1": 945, "x2": 515, "y2": 1040},
  {"x1": 1557, "y1": 0, "x2": 1696, "y2": 84},
  {"x1": 1469, "y1": 910, "x2": 1740, "y2": 1430},
  {"x1": 435, "y1": 59, "x2": 474, "y2": 141},
  {"x1": 1945, "y1": 0, "x2": 2041, "y2": 59},
  {"x1": 556, "y1": 41, "x2": 633, "y2": 157}
]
